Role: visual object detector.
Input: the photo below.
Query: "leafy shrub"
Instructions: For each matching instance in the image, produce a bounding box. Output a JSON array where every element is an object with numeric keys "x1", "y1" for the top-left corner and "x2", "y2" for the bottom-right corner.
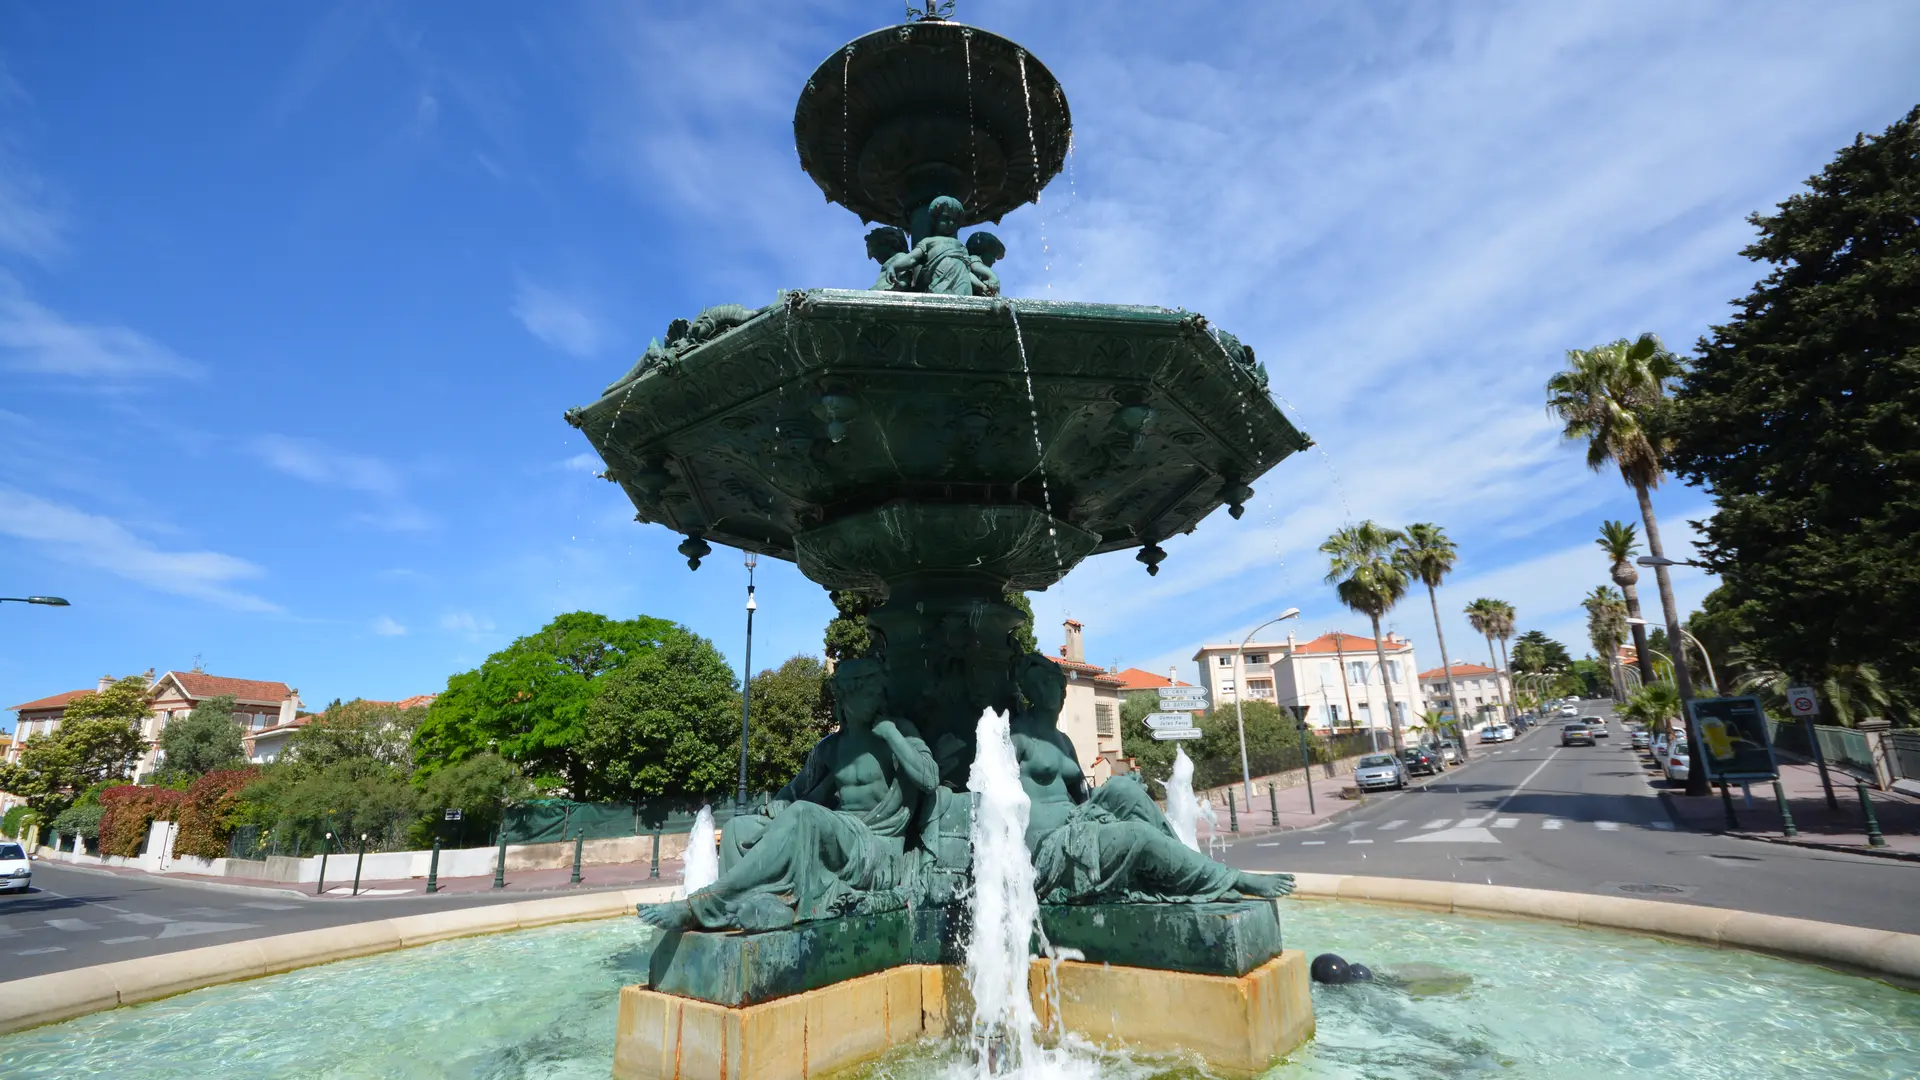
[
  {"x1": 51, "y1": 803, "x2": 105, "y2": 841},
  {"x1": 98, "y1": 785, "x2": 187, "y2": 858},
  {"x1": 1, "y1": 805, "x2": 37, "y2": 838},
  {"x1": 172, "y1": 768, "x2": 259, "y2": 860}
]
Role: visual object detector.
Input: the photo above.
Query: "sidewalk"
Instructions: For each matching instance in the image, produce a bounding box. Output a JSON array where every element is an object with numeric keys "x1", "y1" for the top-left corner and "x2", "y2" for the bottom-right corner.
[
  {"x1": 1655, "y1": 757, "x2": 1920, "y2": 860},
  {"x1": 57, "y1": 849, "x2": 693, "y2": 900}
]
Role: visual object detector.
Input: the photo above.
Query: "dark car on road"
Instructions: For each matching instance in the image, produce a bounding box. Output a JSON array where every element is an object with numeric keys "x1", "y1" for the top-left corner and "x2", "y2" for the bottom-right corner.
[
  {"x1": 1400, "y1": 747, "x2": 1442, "y2": 776},
  {"x1": 1561, "y1": 722, "x2": 1596, "y2": 747}
]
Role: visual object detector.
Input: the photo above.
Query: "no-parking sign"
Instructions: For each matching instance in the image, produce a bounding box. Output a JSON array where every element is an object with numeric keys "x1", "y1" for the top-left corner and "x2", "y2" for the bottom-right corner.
[{"x1": 1786, "y1": 686, "x2": 1819, "y2": 717}]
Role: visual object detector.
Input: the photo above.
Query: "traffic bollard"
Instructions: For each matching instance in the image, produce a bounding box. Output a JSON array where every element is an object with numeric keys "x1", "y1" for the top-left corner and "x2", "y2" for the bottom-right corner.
[
  {"x1": 649, "y1": 828, "x2": 661, "y2": 879},
  {"x1": 1858, "y1": 781, "x2": 1886, "y2": 848},
  {"x1": 493, "y1": 827, "x2": 507, "y2": 890},
  {"x1": 1268, "y1": 783, "x2": 1279, "y2": 827},
  {"x1": 1227, "y1": 791, "x2": 1238, "y2": 833},
  {"x1": 571, "y1": 829, "x2": 585, "y2": 885},
  {"x1": 1772, "y1": 779, "x2": 1797, "y2": 838},
  {"x1": 426, "y1": 838, "x2": 442, "y2": 894},
  {"x1": 316, "y1": 832, "x2": 332, "y2": 896},
  {"x1": 1718, "y1": 780, "x2": 1740, "y2": 831},
  {"x1": 351, "y1": 833, "x2": 368, "y2": 897}
]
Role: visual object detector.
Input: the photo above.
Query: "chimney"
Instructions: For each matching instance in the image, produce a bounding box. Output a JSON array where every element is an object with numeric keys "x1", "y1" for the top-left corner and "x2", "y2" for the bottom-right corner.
[
  {"x1": 1063, "y1": 619, "x2": 1085, "y2": 664},
  {"x1": 1287, "y1": 630, "x2": 1297, "y2": 652},
  {"x1": 97, "y1": 674, "x2": 113, "y2": 692},
  {"x1": 1168, "y1": 666, "x2": 1177, "y2": 684}
]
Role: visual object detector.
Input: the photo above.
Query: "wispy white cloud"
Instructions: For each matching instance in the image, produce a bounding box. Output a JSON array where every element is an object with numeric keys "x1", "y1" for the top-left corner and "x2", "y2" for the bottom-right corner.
[
  {"x1": 439, "y1": 611, "x2": 495, "y2": 635},
  {"x1": 0, "y1": 487, "x2": 279, "y2": 612},
  {"x1": 0, "y1": 159, "x2": 63, "y2": 262},
  {"x1": 251, "y1": 435, "x2": 431, "y2": 531},
  {"x1": 561, "y1": 452, "x2": 600, "y2": 474},
  {"x1": 371, "y1": 615, "x2": 407, "y2": 636},
  {"x1": 0, "y1": 274, "x2": 202, "y2": 380},
  {"x1": 511, "y1": 277, "x2": 608, "y2": 357}
]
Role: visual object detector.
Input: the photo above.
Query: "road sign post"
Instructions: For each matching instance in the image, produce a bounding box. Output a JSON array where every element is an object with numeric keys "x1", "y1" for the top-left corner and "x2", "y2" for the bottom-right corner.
[
  {"x1": 1151, "y1": 726, "x2": 1202, "y2": 741},
  {"x1": 1787, "y1": 685, "x2": 1839, "y2": 810},
  {"x1": 1285, "y1": 704, "x2": 1315, "y2": 815}
]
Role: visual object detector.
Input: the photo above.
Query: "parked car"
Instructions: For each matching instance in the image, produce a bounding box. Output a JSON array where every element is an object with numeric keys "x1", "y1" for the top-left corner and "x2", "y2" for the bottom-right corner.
[
  {"x1": 1663, "y1": 738, "x2": 1691, "y2": 783},
  {"x1": 1478, "y1": 725, "x2": 1513, "y2": 744},
  {"x1": 1354, "y1": 753, "x2": 1409, "y2": 791},
  {"x1": 1561, "y1": 722, "x2": 1596, "y2": 746},
  {"x1": 1630, "y1": 728, "x2": 1652, "y2": 750},
  {"x1": 1400, "y1": 747, "x2": 1442, "y2": 776},
  {"x1": 1651, "y1": 732, "x2": 1669, "y2": 759},
  {"x1": 1582, "y1": 715, "x2": 1609, "y2": 738},
  {"x1": 1435, "y1": 741, "x2": 1462, "y2": 766},
  {"x1": 0, "y1": 840, "x2": 29, "y2": 893}
]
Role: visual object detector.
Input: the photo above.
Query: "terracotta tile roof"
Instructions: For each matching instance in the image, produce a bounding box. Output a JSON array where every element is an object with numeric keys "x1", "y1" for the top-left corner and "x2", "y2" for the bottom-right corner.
[
  {"x1": 391, "y1": 694, "x2": 438, "y2": 710},
  {"x1": 1044, "y1": 655, "x2": 1122, "y2": 686},
  {"x1": 160, "y1": 671, "x2": 294, "y2": 704},
  {"x1": 8, "y1": 689, "x2": 94, "y2": 713},
  {"x1": 1111, "y1": 668, "x2": 1192, "y2": 692},
  {"x1": 1287, "y1": 632, "x2": 1413, "y2": 656},
  {"x1": 1419, "y1": 662, "x2": 1500, "y2": 680}
]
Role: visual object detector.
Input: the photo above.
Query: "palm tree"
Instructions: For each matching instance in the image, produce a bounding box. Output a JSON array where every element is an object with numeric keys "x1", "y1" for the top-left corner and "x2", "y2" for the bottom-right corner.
[
  {"x1": 1548, "y1": 333, "x2": 1704, "y2": 790},
  {"x1": 1394, "y1": 523, "x2": 1470, "y2": 761},
  {"x1": 1464, "y1": 599, "x2": 1515, "y2": 725},
  {"x1": 1582, "y1": 585, "x2": 1629, "y2": 698},
  {"x1": 1595, "y1": 520, "x2": 1656, "y2": 686},
  {"x1": 1322, "y1": 521, "x2": 1411, "y2": 752},
  {"x1": 1620, "y1": 683, "x2": 1683, "y2": 740},
  {"x1": 1734, "y1": 657, "x2": 1907, "y2": 729},
  {"x1": 1489, "y1": 599, "x2": 1517, "y2": 722}
]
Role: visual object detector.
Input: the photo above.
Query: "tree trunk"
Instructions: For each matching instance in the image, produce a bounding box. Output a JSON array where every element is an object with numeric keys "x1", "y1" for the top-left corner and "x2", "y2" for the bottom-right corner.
[
  {"x1": 1369, "y1": 615, "x2": 1403, "y2": 752},
  {"x1": 1635, "y1": 480, "x2": 1705, "y2": 795},
  {"x1": 1495, "y1": 637, "x2": 1516, "y2": 724},
  {"x1": 1333, "y1": 634, "x2": 1359, "y2": 737},
  {"x1": 1482, "y1": 631, "x2": 1504, "y2": 727},
  {"x1": 1614, "y1": 563, "x2": 1657, "y2": 685},
  {"x1": 1426, "y1": 584, "x2": 1468, "y2": 761}
]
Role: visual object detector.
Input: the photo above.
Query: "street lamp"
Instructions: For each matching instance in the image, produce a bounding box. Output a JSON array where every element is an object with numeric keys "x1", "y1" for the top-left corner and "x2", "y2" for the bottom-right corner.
[
  {"x1": 1626, "y1": 617, "x2": 1718, "y2": 693},
  {"x1": 0, "y1": 596, "x2": 69, "y2": 606},
  {"x1": 735, "y1": 552, "x2": 759, "y2": 817},
  {"x1": 1635, "y1": 555, "x2": 1708, "y2": 570},
  {"x1": 1234, "y1": 607, "x2": 1300, "y2": 807}
]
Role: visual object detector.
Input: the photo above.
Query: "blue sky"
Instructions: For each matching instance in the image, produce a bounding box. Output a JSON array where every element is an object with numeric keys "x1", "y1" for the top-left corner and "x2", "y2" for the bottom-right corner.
[{"x1": 3, "y1": 2, "x2": 1916, "y2": 727}]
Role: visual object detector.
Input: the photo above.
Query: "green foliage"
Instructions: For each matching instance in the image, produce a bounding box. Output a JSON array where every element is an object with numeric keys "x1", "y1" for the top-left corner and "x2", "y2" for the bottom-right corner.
[
  {"x1": 238, "y1": 759, "x2": 420, "y2": 853},
  {"x1": 97, "y1": 785, "x2": 186, "y2": 858},
  {"x1": 823, "y1": 591, "x2": 875, "y2": 663},
  {"x1": 745, "y1": 655, "x2": 835, "y2": 793},
  {"x1": 1125, "y1": 698, "x2": 1332, "y2": 794},
  {"x1": 413, "y1": 752, "x2": 531, "y2": 844},
  {"x1": 1121, "y1": 690, "x2": 1173, "y2": 781},
  {"x1": 1005, "y1": 590, "x2": 1038, "y2": 655},
  {"x1": 291, "y1": 699, "x2": 425, "y2": 772},
  {"x1": 577, "y1": 625, "x2": 740, "y2": 799},
  {"x1": 172, "y1": 768, "x2": 259, "y2": 859},
  {"x1": 414, "y1": 612, "x2": 678, "y2": 791},
  {"x1": 0, "y1": 676, "x2": 151, "y2": 818},
  {"x1": 50, "y1": 802, "x2": 104, "y2": 841},
  {"x1": 1620, "y1": 683, "x2": 1683, "y2": 730},
  {"x1": 1, "y1": 805, "x2": 36, "y2": 838},
  {"x1": 1669, "y1": 106, "x2": 1920, "y2": 715},
  {"x1": 1510, "y1": 631, "x2": 1572, "y2": 673},
  {"x1": 1323, "y1": 521, "x2": 1412, "y2": 746},
  {"x1": 1567, "y1": 659, "x2": 1608, "y2": 698},
  {"x1": 155, "y1": 694, "x2": 246, "y2": 782},
  {"x1": 1546, "y1": 333, "x2": 1683, "y2": 492}
]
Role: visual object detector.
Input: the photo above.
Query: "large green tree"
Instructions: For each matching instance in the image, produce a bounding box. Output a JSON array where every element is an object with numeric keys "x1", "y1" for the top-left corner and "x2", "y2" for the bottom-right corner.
[
  {"x1": 0, "y1": 676, "x2": 151, "y2": 817},
  {"x1": 576, "y1": 625, "x2": 740, "y2": 800},
  {"x1": 743, "y1": 655, "x2": 836, "y2": 793},
  {"x1": 1393, "y1": 523, "x2": 1469, "y2": 760},
  {"x1": 1669, "y1": 106, "x2": 1920, "y2": 714},
  {"x1": 1596, "y1": 520, "x2": 1657, "y2": 686},
  {"x1": 1322, "y1": 521, "x2": 1411, "y2": 751},
  {"x1": 155, "y1": 694, "x2": 245, "y2": 782},
  {"x1": 294, "y1": 699, "x2": 426, "y2": 772},
  {"x1": 1510, "y1": 630, "x2": 1573, "y2": 672},
  {"x1": 413, "y1": 612, "x2": 678, "y2": 791}
]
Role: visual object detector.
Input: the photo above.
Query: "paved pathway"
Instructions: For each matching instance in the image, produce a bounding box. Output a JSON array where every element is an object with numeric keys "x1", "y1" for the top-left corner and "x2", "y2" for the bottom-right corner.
[{"x1": 1658, "y1": 757, "x2": 1920, "y2": 857}]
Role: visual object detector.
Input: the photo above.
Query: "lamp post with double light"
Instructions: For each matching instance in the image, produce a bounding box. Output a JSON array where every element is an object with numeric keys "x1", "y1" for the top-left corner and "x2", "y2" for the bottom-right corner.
[
  {"x1": 736, "y1": 553, "x2": 758, "y2": 817},
  {"x1": 1627, "y1": 616, "x2": 1717, "y2": 693},
  {"x1": 1233, "y1": 608, "x2": 1300, "y2": 807}
]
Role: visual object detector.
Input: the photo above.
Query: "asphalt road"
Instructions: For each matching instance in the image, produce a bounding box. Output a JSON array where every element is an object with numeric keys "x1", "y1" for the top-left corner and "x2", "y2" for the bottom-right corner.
[
  {"x1": 0, "y1": 861, "x2": 633, "y2": 982},
  {"x1": 1228, "y1": 702, "x2": 1920, "y2": 935}
]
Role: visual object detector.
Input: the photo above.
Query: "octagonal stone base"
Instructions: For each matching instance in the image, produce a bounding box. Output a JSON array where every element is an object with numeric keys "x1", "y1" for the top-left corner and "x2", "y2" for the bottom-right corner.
[{"x1": 612, "y1": 952, "x2": 1313, "y2": 1080}]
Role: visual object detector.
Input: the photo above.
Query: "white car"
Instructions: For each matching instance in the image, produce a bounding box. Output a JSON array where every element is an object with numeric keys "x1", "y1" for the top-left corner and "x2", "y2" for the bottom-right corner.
[
  {"x1": 1559, "y1": 705, "x2": 1579, "y2": 717},
  {"x1": 1582, "y1": 715, "x2": 1609, "y2": 738},
  {"x1": 1663, "y1": 738, "x2": 1691, "y2": 784},
  {"x1": 1477, "y1": 725, "x2": 1513, "y2": 743},
  {"x1": 0, "y1": 840, "x2": 29, "y2": 893}
]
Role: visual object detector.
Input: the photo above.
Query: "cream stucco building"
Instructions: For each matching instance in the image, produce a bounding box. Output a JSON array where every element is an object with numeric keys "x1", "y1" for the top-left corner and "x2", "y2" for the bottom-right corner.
[{"x1": 1192, "y1": 631, "x2": 1429, "y2": 748}]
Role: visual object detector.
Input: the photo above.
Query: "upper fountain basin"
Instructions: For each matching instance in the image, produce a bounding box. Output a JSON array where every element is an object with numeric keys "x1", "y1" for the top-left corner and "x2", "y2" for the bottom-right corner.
[{"x1": 570, "y1": 289, "x2": 1310, "y2": 590}]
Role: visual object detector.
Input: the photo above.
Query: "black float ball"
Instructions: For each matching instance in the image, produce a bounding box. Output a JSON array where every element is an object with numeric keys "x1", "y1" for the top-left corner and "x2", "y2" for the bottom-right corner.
[
  {"x1": 1348, "y1": 963, "x2": 1375, "y2": 982},
  {"x1": 1310, "y1": 953, "x2": 1351, "y2": 984}
]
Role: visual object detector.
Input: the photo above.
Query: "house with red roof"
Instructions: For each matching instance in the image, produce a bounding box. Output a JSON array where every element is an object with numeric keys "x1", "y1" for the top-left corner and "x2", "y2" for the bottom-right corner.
[
  {"x1": 1417, "y1": 662, "x2": 1511, "y2": 721},
  {"x1": 1191, "y1": 630, "x2": 1430, "y2": 747},
  {"x1": 1044, "y1": 620, "x2": 1129, "y2": 784}
]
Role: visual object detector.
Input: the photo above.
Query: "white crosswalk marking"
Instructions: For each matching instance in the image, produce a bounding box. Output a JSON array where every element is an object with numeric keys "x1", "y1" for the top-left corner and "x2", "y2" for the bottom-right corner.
[
  {"x1": 1542, "y1": 819, "x2": 1565, "y2": 830},
  {"x1": 17, "y1": 946, "x2": 65, "y2": 956},
  {"x1": 1421, "y1": 819, "x2": 1451, "y2": 830},
  {"x1": 46, "y1": 918, "x2": 97, "y2": 932},
  {"x1": 1348, "y1": 839, "x2": 1373, "y2": 845},
  {"x1": 1378, "y1": 820, "x2": 1408, "y2": 831},
  {"x1": 1301, "y1": 840, "x2": 1326, "y2": 846},
  {"x1": 1492, "y1": 817, "x2": 1519, "y2": 829},
  {"x1": 117, "y1": 912, "x2": 172, "y2": 925},
  {"x1": 1595, "y1": 821, "x2": 1621, "y2": 832},
  {"x1": 1456, "y1": 814, "x2": 1491, "y2": 827},
  {"x1": 1255, "y1": 842, "x2": 1280, "y2": 848},
  {"x1": 101, "y1": 935, "x2": 148, "y2": 945}
]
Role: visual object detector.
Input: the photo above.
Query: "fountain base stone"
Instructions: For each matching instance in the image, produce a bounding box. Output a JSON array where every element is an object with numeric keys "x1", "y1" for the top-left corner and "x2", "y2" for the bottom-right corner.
[
  {"x1": 613, "y1": 952, "x2": 1313, "y2": 1080},
  {"x1": 1039, "y1": 899, "x2": 1281, "y2": 976}
]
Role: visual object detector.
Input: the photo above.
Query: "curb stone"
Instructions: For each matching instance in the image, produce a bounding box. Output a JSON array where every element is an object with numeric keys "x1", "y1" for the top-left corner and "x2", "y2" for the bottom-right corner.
[{"x1": 1653, "y1": 790, "x2": 1920, "y2": 864}]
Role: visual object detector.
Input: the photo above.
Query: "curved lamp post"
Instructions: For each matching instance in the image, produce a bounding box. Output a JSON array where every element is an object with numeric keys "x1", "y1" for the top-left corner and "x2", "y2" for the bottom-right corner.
[
  {"x1": 1234, "y1": 608, "x2": 1301, "y2": 807},
  {"x1": 1627, "y1": 616, "x2": 1717, "y2": 694},
  {"x1": 0, "y1": 596, "x2": 69, "y2": 606}
]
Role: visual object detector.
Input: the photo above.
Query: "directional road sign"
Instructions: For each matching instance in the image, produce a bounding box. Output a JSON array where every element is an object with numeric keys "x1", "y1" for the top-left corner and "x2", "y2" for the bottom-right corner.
[
  {"x1": 1786, "y1": 686, "x2": 1819, "y2": 717},
  {"x1": 1151, "y1": 726, "x2": 1202, "y2": 741},
  {"x1": 1157, "y1": 686, "x2": 1209, "y2": 705},
  {"x1": 1143, "y1": 712, "x2": 1197, "y2": 730}
]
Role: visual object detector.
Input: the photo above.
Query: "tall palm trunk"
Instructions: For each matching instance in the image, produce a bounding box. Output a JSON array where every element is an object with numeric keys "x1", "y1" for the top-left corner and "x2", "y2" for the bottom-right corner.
[
  {"x1": 1634, "y1": 481, "x2": 1704, "y2": 795},
  {"x1": 1424, "y1": 583, "x2": 1468, "y2": 760},
  {"x1": 1612, "y1": 561, "x2": 1656, "y2": 685},
  {"x1": 1368, "y1": 615, "x2": 1403, "y2": 752},
  {"x1": 1480, "y1": 630, "x2": 1503, "y2": 726},
  {"x1": 1495, "y1": 636, "x2": 1516, "y2": 724},
  {"x1": 1333, "y1": 633, "x2": 1359, "y2": 736}
]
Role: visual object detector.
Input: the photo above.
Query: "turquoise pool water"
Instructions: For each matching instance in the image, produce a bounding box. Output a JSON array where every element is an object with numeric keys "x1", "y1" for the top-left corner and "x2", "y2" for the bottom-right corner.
[{"x1": 3, "y1": 902, "x2": 1916, "y2": 1079}]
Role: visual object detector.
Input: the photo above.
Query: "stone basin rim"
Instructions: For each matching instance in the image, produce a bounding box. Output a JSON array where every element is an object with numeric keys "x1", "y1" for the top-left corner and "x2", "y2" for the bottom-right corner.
[{"x1": 3, "y1": 875, "x2": 1914, "y2": 1037}]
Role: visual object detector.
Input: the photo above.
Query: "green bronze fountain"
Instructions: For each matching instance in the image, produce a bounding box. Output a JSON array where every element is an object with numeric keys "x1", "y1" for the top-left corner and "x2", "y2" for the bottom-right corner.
[{"x1": 570, "y1": 7, "x2": 1317, "y2": 1076}]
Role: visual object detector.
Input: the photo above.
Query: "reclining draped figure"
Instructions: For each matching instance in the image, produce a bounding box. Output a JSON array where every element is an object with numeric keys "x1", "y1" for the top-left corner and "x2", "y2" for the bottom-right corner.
[{"x1": 638, "y1": 653, "x2": 1290, "y2": 933}]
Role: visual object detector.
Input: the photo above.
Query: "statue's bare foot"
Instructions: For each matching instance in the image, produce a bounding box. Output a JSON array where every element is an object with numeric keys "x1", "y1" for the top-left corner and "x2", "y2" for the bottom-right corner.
[
  {"x1": 1238, "y1": 871, "x2": 1295, "y2": 898},
  {"x1": 637, "y1": 900, "x2": 698, "y2": 931},
  {"x1": 732, "y1": 892, "x2": 797, "y2": 931}
]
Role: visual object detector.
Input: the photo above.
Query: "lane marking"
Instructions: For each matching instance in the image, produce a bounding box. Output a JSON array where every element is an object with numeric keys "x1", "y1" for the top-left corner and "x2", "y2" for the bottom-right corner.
[
  {"x1": 1595, "y1": 821, "x2": 1620, "y2": 832},
  {"x1": 1421, "y1": 819, "x2": 1451, "y2": 830},
  {"x1": 101, "y1": 935, "x2": 148, "y2": 945},
  {"x1": 1301, "y1": 840, "x2": 1326, "y2": 846},
  {"x1": 1255, "y1": 842, "x2": 1280, "y2": 848},
  {"x1": 1491, "y1": 745, "x2": 1564, "y2": 817},
  {"x1": 1456, "y1": 814, "x2": 1491, "y2": 827},
  {"x1": 117, "y1": 912, "x2": 172, "y2": 925},
  {"x1": 1378, "y1": 820, "x2": 1408, "y2": 831},
  {"x1": 17, "y1": 946, "x2": 65, "y2": 956},
  {"x1": 1542, "y1": 819, "x2": 1565, "y2": 830},
  {"x1": 1347, "y1": 839, "x2": 1374, "y2": 845},
  {"x1": 1398, "y1": 826, "x2": 1500, "y2": 844},
  {"x1": 1492, "y1": 817, "x2": 1519, "y2": 829},
  {"x1": 46, "y1": 918, "x2": 97, "y2": 932}
]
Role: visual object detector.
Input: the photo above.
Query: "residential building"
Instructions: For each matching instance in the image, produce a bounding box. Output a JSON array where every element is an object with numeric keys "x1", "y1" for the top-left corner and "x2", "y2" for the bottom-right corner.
[
  {"x1": 1046, "y1": 620, "x2": 1127, "y2": 784},
  {"x1": 5, "y1": 688, "x2": 96, "y2": 766},
  {"x1": 1417, "y1": 662, "x2": 1511, "y2": 724},
  {"x1": 4, "y1": 670, "x2": 303, "y2": 778},
  {"x1": 1109, "y1": 667, "x2": 1194, "y2": 696},
  {"x1": 1192, "y1": 631, "x2": 1428, "y2": 746}
]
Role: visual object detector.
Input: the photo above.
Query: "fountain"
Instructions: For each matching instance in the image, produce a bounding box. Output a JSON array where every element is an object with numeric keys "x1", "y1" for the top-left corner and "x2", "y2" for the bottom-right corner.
[{"x1": 571, "y1": 5, "x2": 1314, "y2": 1078}]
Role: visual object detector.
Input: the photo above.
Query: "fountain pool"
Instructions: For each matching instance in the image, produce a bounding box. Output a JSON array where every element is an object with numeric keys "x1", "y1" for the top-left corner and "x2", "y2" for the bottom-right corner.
[{"x1": 5, "y1": 902, "x2": 1914, "y2": 1079}]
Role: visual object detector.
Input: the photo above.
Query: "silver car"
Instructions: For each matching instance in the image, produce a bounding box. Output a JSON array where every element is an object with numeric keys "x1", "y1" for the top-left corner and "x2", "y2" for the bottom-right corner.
[{"x1": 1353, "y1": 753, "x2": 1408, "y2": 791}]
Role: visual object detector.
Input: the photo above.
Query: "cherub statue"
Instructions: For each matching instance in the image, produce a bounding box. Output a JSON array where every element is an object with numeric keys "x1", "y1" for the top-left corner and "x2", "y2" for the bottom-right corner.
[
  {"x1": 964, "y1": 231, "x2": 1004, "y2": 297},
  {"x1": 866, "y1": 226, "x2": 914, "y2": 291}
]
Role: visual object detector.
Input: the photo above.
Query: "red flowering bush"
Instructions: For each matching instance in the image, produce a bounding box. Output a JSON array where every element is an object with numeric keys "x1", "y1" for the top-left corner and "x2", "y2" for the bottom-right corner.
[
  {"x1": 172, "y1": 768, "x2": 259, "y2": 860},
  {"x1": 98, "y1": 785, "x2": 186, "y2": 858}
]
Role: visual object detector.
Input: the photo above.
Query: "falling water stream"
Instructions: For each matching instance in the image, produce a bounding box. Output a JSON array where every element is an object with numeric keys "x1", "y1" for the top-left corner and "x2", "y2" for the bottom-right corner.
[
  {"x1": 1006, "y1": 305, "x2": 1063, "y2": 574},
  {"x1": 1158, "y1": 745, "x2": 1200, "y2": 852},
  {"x1": 681, "y1": 805, "x2": 718, "y2": 895}
]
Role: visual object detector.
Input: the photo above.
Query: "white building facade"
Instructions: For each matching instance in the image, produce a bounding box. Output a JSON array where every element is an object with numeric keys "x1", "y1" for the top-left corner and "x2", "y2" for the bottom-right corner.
[{"x1": 1192, "y1": 631, "x2": 1429, "y2": 747}]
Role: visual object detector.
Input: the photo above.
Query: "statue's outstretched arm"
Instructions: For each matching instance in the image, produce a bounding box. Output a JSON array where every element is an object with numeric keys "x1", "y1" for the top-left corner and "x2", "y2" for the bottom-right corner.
[{"x1": 873, "y1": 717, "x2": 940, "y2": 794}]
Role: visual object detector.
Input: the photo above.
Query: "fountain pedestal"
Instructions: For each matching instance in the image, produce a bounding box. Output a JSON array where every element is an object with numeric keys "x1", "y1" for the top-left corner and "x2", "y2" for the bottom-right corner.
[{"x1": 613, "y1": 950, "x2": 1314, "y2": 1080}]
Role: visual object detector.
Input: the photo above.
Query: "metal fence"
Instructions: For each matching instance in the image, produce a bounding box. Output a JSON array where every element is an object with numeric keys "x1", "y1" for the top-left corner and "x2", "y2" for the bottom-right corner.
[
  {"x1": 1769, "y1": 718, "x2": 1877, "y2": 781},
  {"x1": 1888, "y1": 730, "x2": 1920, "y2": 782},
  {"x1": 500, "y1": 796, "x2": 771, "y2": 846}
]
